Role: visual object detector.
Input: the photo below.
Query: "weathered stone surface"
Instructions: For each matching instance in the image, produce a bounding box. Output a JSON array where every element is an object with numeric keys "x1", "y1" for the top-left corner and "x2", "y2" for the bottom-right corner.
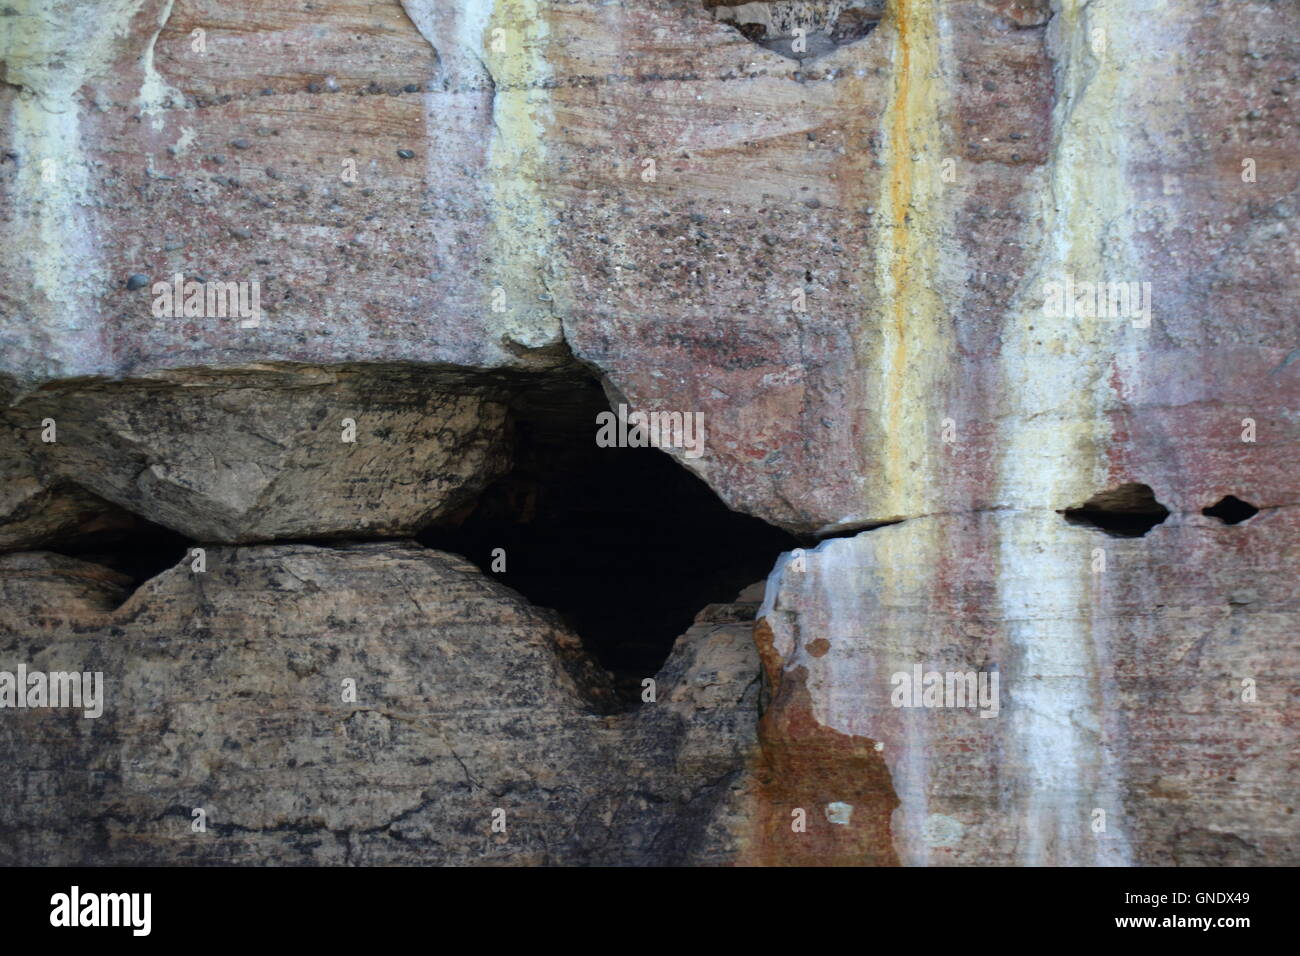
[
  {"x1": 706, "y1": 0, "x2": 885, "y2": 61},
  {"x1": 0, "y1": 0, "x2": 1295, "y2": 869},
  {"x1": 0, "y1": 441, "x2": 129, "y2": 551},
  {"x1": 0, "y1": 543, "x2": 762, "y2": 865},
  {"x1": 3, "y1": 0, "x2": 1293, "y2": 534},
  {"x1": 2, "y1": 366, "x2": 512, "y2": 543},
  {"x1": 754, "y1": 509, "x2": 1300, "y2": 865},
  {"x1": 611, "y1": 583, "x2": 766, "y2": 863}
]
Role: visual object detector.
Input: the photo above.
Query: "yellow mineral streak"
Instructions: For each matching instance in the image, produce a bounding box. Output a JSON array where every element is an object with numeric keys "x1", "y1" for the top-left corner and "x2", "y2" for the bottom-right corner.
[
  {"x1": 854, "y1": 0, "x2": 952, "y2": 862},
  {"x1": 873, "y1": 0, "x2": 947, "y2": 522},
  {"x1": 480, "y1": 0, "x2": 561, "y2": 350}
]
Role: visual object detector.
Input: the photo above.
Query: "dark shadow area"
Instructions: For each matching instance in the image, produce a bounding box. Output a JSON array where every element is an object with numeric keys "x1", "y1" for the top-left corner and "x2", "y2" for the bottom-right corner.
[
  {"x1": 1202, "y1": 495, "x2": 1259, "y2": 525},
  {"x1": 1061, "y1": 482, "x2": 1170, "y2": 538},
  {"x1": 45, "y1": 509, "x2": 195, "y2": 596},
  {"x1": 420, "y1": 372, "x2": 798, "y2": 702}
]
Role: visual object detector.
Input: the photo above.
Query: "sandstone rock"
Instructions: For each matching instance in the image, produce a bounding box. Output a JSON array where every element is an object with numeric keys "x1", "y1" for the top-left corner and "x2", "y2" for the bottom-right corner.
[
  {"x1": 0, "y1": 544, "x2": 762, "y2": 865},
  {"x1": 2, "y1": 0, "x2": 1295, "y2": 534},
  {"x1": 754, "y1": 510, "x2": 1300, "y2": 865},
  {"x1": 2, "y1": 366, "x2": 512, "y2": 543},
  {"x1": 0, "y1": 439, "x2": 124, "y2": 551},
  {"x1": 612, "y1": 587, "x2": 766, "y2": 863},
  {"x1": 0, "y1": 0, "x2": 1295, "y2": 870},
  {"x1": 981, "y1": 0, "x2": 1052, "y2": 27},
  {"x1": 707, "y1": 1, "x2": 886, "y2": 60}
]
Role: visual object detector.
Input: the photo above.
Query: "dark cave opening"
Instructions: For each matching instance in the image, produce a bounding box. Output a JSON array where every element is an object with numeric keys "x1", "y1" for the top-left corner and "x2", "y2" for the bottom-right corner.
[
  {"x1": 1202, "y1": 495, "x2": 1260, "y2": 525},
  {"x1": 1061, "y1": 482, "x2": 1171, "y2": 538},
  {"x1": 419, "y1": 373, "x2": 799, "y2": 702}
]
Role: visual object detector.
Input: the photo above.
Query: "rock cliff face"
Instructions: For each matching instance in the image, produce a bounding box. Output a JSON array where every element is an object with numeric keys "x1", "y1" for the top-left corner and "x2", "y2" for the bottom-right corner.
[{"x1": 0, "y1": 0, "x2": 1296, "y2": 865}]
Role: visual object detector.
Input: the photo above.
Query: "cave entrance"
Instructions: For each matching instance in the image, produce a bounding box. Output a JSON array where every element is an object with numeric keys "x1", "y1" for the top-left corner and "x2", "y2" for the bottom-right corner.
[{"x1": 419, "y1": 371, "x2": 798, "y2": 703}]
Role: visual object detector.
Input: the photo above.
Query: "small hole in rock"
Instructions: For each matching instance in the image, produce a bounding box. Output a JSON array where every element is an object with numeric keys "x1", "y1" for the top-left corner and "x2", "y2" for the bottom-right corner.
[
  {"x1": 1202, "y1": 495, "x2": 1259, "y2": 525},
  {"x1": 1061, "y1": 482, "x2": 1170, "y2": 538},
  {"x1": 420, "y1": 371, "x2": 799, "y2": 705}
]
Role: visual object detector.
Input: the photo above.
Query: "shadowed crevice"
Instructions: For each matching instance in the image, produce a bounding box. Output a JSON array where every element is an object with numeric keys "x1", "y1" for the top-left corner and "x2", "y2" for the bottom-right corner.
[
  {"x1": 1202, "y1": 495, "x2": 1259, "y2": 525},
  {"x1": 419, "y1": 369, "x2": 798, "y2": 702},
  {"x1": 40, "y1": 510, "x2": 195, "y2": 611},
  {"x1": 1061, "y1": 482, "x2": 1170, "y2": 538}
]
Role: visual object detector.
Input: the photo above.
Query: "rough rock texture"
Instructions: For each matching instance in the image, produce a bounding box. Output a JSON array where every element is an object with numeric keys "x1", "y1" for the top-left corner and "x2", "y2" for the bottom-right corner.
[
  {"x1": 3, "y1": 366, "x2": 513, "y2": 542},
  {"x1": 755, "y1": 510, "x2": 1299, "y2": 865},
  {"x1": 0, "y1": 451, "x2": 132, "y2": 552},
  {"x1": 707, "y1": 1, "x2": 886, "y2": 61},
  {"x1": 4, "y1": 0, "x2": 1293, "y2": 534},
  {"x1": 0, "y1": 544, "x2": 762, "y2": 865},
  {"x1": 0, "y1": 0, "x2": 1296, "y2": 866}
]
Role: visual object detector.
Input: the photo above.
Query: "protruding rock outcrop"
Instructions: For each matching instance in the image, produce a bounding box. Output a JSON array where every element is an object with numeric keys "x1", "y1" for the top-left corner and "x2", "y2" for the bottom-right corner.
[
  {"x1": 3, "y1": 367, "x2": 512, "y2": 543},
  {"x1": 0, "y1": 544, "x2": 765, "y2": 865}
]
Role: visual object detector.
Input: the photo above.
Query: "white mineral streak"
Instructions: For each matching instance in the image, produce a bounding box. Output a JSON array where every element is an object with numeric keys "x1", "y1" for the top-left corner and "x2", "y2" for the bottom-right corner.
[
  {"x1": 1, "y1": 0, "x2": 146, "y2": 376},
  {"x1": 402, "y1": 0, "x2": 561, "y2": 353},
  {"x1": 760, "y1": 524, "x2": 944, "y2": 865},
  {"x1": 137, "y1": 0, "x2": 186, "y2": 132},
  {"x1": 994, "y1": 0, "x2": 1149, "y2": 865}
]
